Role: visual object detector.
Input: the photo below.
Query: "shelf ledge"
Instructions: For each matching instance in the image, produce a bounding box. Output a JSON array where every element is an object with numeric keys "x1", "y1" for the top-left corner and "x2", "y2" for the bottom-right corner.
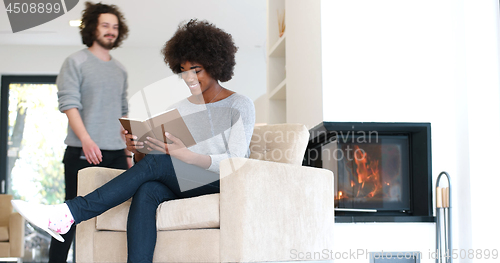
[
  {"x1": 269, "y1": 79, "x2": 286, "y2": 100},
  {"x1": 269, "y1": 32, "x2": 286, "y2": 58}
]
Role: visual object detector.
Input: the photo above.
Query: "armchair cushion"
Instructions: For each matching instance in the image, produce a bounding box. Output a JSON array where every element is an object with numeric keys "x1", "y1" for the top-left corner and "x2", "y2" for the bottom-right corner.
[
  {"x1": 249, "y1": 124, "x2": 309, "y2": 166},
  {"x1": 95, "y1": 192, "x2": 220, "y2": 231},
  {"x1": 156, "y1": 193, "x2": 219, "y2": 231}
]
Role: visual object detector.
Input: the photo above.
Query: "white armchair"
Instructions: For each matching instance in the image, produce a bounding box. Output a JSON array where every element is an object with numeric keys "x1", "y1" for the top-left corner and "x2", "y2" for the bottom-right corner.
[
  {"x1": 0, "y1": 194, "x2": 25, "y2": 261},
  {"x1": 76, "y1": 124, "x2": 334, "y2": 262}
]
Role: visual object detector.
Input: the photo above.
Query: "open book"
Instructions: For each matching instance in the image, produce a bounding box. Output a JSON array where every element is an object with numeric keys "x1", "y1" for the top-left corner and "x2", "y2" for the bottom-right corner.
[{"x1": 119, "y1": 108, "x2": 196, "y2": 154}]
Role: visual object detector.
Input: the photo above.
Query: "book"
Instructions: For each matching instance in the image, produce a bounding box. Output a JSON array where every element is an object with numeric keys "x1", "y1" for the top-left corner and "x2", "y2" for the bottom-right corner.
[{"x1": 119, "y1": 108, "x2": 196, "y2": 154}]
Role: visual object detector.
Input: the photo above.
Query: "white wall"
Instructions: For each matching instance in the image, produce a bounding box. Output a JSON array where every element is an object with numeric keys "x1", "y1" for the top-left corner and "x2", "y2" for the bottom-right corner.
[
  {"x1": 461, "y1": 0, "x2": 500, "y2": 258},
  {"x1": 286, "y1": 0, "x2": 323, "y2": 129},
  {"x1": 321, "y1": 0, "x2": 500, "y2": 262},
  {"x1": 0, "y1": 45, "x2": 169, "y2": 90}
]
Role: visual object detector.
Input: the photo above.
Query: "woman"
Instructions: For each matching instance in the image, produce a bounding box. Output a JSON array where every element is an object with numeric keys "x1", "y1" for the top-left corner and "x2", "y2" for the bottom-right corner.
[{"x1": 12, "y1": 19, "x2": 255, "y2": 263}]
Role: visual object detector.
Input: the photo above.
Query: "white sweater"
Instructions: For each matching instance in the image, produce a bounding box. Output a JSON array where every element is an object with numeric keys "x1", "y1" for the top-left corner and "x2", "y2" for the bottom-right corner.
[{"x1": 170, "y1": 93, "x2": 255, "y2": 173}]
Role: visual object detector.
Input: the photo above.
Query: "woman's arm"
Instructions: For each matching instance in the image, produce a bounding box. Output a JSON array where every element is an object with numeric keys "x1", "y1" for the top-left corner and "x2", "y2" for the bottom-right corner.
[{"x1": 204, "y1": 96, "x2": 255, "y2": 172}]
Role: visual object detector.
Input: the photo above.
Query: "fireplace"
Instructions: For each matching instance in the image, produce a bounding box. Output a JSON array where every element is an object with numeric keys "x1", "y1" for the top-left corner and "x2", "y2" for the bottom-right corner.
[{"x1": 304, "y1": 122, "x2": 435, "y2": 223}]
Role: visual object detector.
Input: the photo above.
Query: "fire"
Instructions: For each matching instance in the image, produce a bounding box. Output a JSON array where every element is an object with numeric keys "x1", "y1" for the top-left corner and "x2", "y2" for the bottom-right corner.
[
  {"x1": 353, "y1": 145, "x2": 382, "y2": 198},
  {"x1": 334, "y1": 144, "x2": 397, "y2": 202},
  {"x1": 354, "y1": 147, "x2": 368, "y2": 184}
]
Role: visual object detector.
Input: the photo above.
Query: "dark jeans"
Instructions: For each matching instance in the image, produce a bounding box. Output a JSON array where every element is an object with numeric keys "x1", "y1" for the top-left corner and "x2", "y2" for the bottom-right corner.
[
  {"x1": 49, "y1": 146, "x2": 128, "y2": 263},
  {"x1": 66, "y1": 153, "x2": 220, "y2": 263}
]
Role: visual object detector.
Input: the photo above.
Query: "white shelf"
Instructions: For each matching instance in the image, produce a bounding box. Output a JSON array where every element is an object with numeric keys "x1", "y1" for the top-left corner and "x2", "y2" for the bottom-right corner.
[
  {"x1": 269, "y1": 79, "x2": 286, "y2": 100},
  {"x1": 266, "y1": 0, "x2": 287, "y2": 124},
  {"x1": 269, "y1": 33, "x2": 286, "y2": 58},
  {"x1": 264, "y1": 0, "x2": 322, "y2": 126}
]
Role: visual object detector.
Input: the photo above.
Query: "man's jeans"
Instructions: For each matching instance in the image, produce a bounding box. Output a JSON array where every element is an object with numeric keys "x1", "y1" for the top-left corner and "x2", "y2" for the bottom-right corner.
[
  {"x1": 49, "y1": 146, "x2": 128, "y2": 263},
  {"x1": 66, "y1": 153, "x2": 220, "y2": 263}
]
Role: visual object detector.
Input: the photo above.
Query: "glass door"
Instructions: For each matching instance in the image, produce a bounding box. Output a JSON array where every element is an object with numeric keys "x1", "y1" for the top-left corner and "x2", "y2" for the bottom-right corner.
[{"x1": 1, "y1": 75, "x2": 70, "y2": 262}]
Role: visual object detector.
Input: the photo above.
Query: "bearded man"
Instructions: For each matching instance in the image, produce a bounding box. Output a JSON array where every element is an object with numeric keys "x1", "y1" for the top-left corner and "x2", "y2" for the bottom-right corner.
[{"x1": 52, "y1": 2, "x2": 131, "y2": 262}]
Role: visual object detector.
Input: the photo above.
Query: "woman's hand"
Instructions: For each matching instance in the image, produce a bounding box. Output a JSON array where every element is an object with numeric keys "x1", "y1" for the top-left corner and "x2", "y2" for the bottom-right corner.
[
  {"x1": 145, "y1": 132, "x2": 188, "y2": 158},
  {"x1": 146, "y1": 132, "x2": 212, "y2": 169},
  {"x1": 123, "y1": 130, "x2": 145, "y2": 154}
]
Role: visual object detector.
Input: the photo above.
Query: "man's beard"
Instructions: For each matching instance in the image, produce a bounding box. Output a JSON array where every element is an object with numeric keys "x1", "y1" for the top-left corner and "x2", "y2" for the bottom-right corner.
[{"x1": 95, "y1": 35, "x2": 115, "y2": 50}]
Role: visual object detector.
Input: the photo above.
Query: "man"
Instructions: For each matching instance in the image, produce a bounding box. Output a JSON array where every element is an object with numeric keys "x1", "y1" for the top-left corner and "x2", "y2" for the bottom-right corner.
[{"x1": 52, "y1": 2, "x2": 131, "y2": 262}]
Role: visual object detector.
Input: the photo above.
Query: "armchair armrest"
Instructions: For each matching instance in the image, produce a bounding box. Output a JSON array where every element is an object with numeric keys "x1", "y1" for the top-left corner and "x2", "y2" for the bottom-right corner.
[
  {"x1": 9, "y1": 213, "x2": 25, "y2": 257},
  {"x1": 219, "y1": 158, "x2": 334, "y2": 262},
  {"x1": 76, "y1": 167, "x2": 125, "y2": 263},
  {"x1": 77, "y1": 167, "x2": 126, "y2": 196}
]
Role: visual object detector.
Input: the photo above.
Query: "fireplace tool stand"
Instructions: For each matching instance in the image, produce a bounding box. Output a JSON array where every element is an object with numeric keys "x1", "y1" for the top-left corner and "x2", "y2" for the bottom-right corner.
[{"x1": 436, "y1": 171, "x2": 452, "y2": 263}]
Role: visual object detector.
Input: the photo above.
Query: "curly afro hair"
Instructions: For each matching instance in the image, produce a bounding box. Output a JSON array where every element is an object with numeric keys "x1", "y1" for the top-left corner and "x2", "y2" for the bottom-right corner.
[
  {"x1": 80, "y1": 1, "x2": 129, "y2": 48},
  {"x1": 162, "y1": 19, "x2": 238, "y2": 82}
]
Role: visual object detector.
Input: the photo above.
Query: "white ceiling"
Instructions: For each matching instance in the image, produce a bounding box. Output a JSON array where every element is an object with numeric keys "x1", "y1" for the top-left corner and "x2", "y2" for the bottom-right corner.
[{"x1": 0, "y1": 0, "x2": 267, "y2": 49}]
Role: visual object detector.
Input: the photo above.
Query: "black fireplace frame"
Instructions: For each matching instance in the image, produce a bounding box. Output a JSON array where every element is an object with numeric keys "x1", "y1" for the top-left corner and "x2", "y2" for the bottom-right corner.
[{"x1": 304, "y1": 122, "x2": 435, "y2": 223}]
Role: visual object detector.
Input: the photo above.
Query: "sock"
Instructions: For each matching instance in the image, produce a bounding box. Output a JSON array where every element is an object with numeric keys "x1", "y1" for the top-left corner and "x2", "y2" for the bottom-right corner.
[{"x1": 48, "y1": 203, "x2": 75, "y2": 234}]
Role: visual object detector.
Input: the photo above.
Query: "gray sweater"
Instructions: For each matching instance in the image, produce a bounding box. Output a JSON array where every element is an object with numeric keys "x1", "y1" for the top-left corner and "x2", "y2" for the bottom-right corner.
[
  {"x1": 57, "y1": 49, "x2": 128, "y2": 150},
  {"x1": 170, "y1": 93, "x2": 255, "y2": 173}
]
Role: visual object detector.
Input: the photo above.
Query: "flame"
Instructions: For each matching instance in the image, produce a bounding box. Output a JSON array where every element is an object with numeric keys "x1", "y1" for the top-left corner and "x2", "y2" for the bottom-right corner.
[
  {"x1": 337, "y1": 190, "x2": 348, "y2": 200},
  {"x1": 353, "y1": 145, "x2": 382, "y2": 198},
  {"x1": 334, "y1": 144, "x2": 396, "y2": 201}
]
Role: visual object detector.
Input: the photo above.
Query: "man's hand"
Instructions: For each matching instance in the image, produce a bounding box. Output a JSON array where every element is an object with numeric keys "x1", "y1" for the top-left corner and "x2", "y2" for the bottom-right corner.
[
  {"x1": 64, "y1": 108, "x2": 103, "y2": 164},
  {"x1": 81, "y1": 136, "x2": 102, "y2": 165}
]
